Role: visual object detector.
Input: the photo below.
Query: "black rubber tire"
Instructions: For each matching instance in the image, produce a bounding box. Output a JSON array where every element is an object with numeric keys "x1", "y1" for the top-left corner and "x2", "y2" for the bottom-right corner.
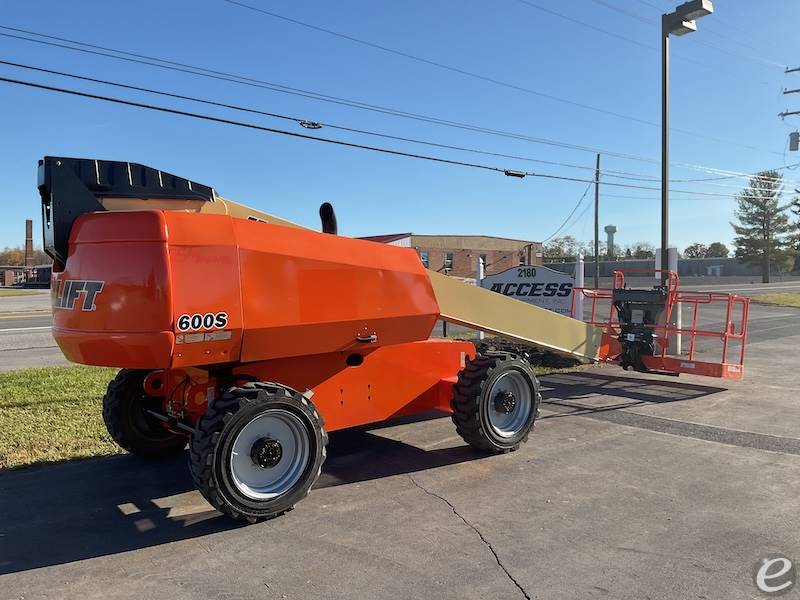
[
  {"x1": 102, "y1": 369, "x2": 188, "y2": 458},
  {"x1": 451, "y1": 353, "x2": 541, "y2": 453},
  {"x1": 189, "y1": 382, "x2": 327, "y2": 523}
]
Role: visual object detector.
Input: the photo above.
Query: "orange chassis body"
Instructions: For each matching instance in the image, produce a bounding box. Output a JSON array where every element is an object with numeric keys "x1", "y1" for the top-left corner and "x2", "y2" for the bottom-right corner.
[{"x1": 52, "y1": 209, "x2": 475, "y2": 432}]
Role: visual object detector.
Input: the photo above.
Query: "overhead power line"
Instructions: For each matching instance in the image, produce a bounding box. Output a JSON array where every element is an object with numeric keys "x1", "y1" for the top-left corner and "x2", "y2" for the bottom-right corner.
[
  {"x1": 221, "y1": 0, "x2": 779, "y2": 154},
  {"x1": 563, "y1": 198, "x2": 594, "y2": 237},
  {"x1": 0, "y1": 58, "x2": 611, "y2": 172},
  {"x1": 219, "y1": 0, "x2": 654, "y2": 127},
  {"x1": 631, "y1": 0, "x2": 780, "y2": 58},
  {"x1": 5, "y1": 57, "x2": 787, "y2": 193},
  {"x1": 600, "y1": 168, "x2": 800, "y2": 193},
  {"x1": 632, "y1": 0, "x2": 669, "y2": 10},
  {"x1": 0, "y1": 24, "x2": 794, "y2": 186},
  {"x1": 0, "y1": 26, "x2": 669, "y2": 163},
  {"x1": 542, "y1": 183, "x2": 593, "y2": 242},
  {"x1": 0, "y1": 75, "x2": 522, "y2": 176},
  {"x1": 513, "y1": 0, "x2": 778, "y2": 81},
  {"x1": 589, "y1": 0, "x2": 784, "y2": 68},
  {"x1": 589, "y1": 0, "x2": 653, "y2": 26},
  {"x1": 0, "y1": 73, "x2": 788, "y2": 200}
]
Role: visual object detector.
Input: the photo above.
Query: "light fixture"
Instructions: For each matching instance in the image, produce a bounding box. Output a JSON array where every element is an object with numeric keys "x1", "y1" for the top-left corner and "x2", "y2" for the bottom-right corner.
[
  {"x1": 664, "y1": 0, "x2": 712, "y2": 35},
  {"x1": 669, "y1": 19, "x2": 697, "y2": 36},
  {"x1": 675, "y1": 0, "x2": 713, "y2": 21}
]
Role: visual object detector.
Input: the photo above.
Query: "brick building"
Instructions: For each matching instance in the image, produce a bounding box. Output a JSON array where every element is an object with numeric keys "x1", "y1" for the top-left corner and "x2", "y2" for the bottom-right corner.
[{"x1": 358, "y1": 233, "x2": 543, "y2": 278}]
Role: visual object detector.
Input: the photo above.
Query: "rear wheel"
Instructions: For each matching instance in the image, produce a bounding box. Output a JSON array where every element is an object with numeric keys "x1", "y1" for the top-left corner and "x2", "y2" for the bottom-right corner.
[
  {"x1": 189, "y1": 382, "x2": 327, "y2": 522},
  {"x1": 451, "y1": 353, "x2": 540, "y2": 453},
  {"x1": 102, "y1": 369, "x2": 187, "y2": 458}
]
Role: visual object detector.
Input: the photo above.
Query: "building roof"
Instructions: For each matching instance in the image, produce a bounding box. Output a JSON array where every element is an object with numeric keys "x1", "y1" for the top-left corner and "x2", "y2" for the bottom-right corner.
[
  {"x1": 360, "y1": 233, "x2": 539, "y2": 246},
  {"x1": 357, "y1": 233, "x2": 412, "y2": 243},
  {"x1": 411, "y1": 234, "x2": 538, "y2": 245}
]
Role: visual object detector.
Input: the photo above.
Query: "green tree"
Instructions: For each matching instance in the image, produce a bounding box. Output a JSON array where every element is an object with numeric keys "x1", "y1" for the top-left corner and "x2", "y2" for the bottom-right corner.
[
  {"x1": 705, "y1": 242, "x2": 730, "y2": 258},
  {"x1": 683, "y1": 243, "x2": 708, "y2": 258},
  {"x1": 731, "y1": 170, "x2": 793, "y2": 283}
]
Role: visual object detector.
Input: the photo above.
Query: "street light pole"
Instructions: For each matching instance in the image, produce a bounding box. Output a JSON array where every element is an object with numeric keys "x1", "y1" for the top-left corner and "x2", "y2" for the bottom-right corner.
[
  {"x1": 659, "y1": 0, "x2": 713, "y2": 285},
  {"x1": 594, "y1": 153, "x2": 600, "y2": 288},
  {"x1": 661, "y1": 14, "x2": 670, "y2": 285}
]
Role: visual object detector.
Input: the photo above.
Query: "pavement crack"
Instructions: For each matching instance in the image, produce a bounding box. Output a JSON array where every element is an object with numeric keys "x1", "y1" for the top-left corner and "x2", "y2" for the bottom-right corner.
[{"x1": 407, "y1": 475, "x2": 531, "y2": 600}]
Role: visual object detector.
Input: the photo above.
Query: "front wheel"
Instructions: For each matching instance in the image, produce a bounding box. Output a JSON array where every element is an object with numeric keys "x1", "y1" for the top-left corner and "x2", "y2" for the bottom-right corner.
[
  {"x1": 451, "y1": 353, "x2": 541, "y2": 453},
  {"x1": 189, "y1": 382, "x2": 327, "y2": 522}
]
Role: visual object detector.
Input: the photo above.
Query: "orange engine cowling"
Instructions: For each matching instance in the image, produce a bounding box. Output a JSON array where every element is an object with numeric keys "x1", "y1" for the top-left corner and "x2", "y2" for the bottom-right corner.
[{"x1": 52, "y1": 210, "x2": 441, "y2": 369}]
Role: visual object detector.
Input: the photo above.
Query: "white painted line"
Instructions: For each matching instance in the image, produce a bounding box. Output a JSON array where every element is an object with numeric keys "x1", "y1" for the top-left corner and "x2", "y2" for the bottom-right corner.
[
  {"x1": 747, "y1": 313, "x2": 800, "y2": 320},
  {"x1": 684, "y1": 284, "x2": 800, "y2": 292},
  {"x1": 749, "y1": 324, "x2": 800, "y2": 335},
  {"x1": 0, "y1": 326, "x2": 52, "y2": 333}
]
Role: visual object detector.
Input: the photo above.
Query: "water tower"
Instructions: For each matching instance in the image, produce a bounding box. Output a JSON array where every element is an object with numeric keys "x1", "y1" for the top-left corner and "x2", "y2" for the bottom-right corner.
[{"x1": 604, "y1": 225, "x2": 617, "y2": 260}]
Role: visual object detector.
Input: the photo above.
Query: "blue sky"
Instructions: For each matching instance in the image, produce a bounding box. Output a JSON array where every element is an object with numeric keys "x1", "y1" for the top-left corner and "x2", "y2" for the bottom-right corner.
[{"x1": 1, "y1": 0, "x2": 799, "y2": 253}]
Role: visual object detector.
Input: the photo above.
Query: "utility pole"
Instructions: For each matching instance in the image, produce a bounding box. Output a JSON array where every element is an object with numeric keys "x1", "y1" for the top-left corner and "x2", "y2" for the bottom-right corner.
[
  {"x1": 781, "y1": 67, "x2": 800, "y2": 146},
  {"x1": 661, "y1": 13, "x2": 670, "y2": 285},
  {"x1": 593, "y1": 153, "x2": 600, "y2": 288}
]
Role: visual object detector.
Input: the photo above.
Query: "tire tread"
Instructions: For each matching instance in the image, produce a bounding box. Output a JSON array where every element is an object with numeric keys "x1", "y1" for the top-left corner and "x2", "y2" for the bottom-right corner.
[
  {"x1": 450, "y1": 353, "x2": 541, "y2": 453},
  {"x1": 189, "y1": 382, "x2": 327, "y2": 522}
]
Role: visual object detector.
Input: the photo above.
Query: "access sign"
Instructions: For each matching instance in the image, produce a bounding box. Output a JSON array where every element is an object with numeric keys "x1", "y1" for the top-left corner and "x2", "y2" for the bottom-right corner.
[{"x1": 480, "y1": 266, "x2": 574, "y2": 315}]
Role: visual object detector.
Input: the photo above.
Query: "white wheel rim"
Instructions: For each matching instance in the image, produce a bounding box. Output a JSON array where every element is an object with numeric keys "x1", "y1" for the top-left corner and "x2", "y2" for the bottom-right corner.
[
  {"x1": 487, "y1": 371, "x2": 532, "y2": 438},
  {"x1": 230, "y1": 409, "x2": 310, "y2": 500}
]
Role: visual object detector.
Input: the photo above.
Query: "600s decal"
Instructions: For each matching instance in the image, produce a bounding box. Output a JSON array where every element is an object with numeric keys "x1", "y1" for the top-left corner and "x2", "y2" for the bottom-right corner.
[{"x1": 177, "y1": 312, "x2": 228, "y2": 332}]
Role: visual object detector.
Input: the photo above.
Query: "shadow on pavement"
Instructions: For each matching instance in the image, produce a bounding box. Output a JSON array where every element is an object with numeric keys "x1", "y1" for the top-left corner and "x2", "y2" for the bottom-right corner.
[
  {"x1": 539, "y1": 370, "x2": 726, "y2": 419},
  {"x1": 0, "y1": 419, "x2": 483, "y2": 575},
  {"x1": 0, "y1": 373, "x2": 726, "y2": 575}
]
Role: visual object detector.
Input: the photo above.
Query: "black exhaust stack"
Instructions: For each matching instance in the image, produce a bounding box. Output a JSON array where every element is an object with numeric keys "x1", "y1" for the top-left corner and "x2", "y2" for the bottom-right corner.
[{"x1": 319, "y1": 202, "x2": 337, "y2": 235}]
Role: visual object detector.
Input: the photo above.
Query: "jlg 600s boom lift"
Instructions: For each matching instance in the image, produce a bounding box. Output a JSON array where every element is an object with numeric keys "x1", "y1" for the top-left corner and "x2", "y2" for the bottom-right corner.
[{"x1": 39, "y1": 157, "x2": 749, "y2": 522}]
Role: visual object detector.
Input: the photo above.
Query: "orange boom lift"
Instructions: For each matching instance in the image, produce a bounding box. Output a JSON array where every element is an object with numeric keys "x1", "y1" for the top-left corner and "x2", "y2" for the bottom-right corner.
[{"x1": 39, "y1": 157, "x2": 749, "y2": 522}]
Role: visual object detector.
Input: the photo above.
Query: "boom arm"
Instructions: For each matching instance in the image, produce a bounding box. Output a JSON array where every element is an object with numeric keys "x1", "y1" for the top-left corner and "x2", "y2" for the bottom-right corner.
[{"x1": 428, "y1": 271, "x2": 608, "y2": 361}]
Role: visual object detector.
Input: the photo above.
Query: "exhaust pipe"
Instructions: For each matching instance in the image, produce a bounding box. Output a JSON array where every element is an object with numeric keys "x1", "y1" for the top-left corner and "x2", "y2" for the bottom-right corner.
[{"x1": 319, "y1": 202, "x2": 337, "y2": 235}]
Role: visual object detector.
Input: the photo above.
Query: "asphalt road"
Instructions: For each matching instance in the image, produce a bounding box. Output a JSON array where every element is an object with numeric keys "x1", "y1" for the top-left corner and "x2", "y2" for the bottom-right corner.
[
  {"x1": 0, "y1": 312, "x2": 51, "y2": 330},
  {"x1": 0, "y1": 291, "x2": 63, "y2": 371},
  {"x1": 2, "y1": 281, "x2": 800, "y2": 370}
]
